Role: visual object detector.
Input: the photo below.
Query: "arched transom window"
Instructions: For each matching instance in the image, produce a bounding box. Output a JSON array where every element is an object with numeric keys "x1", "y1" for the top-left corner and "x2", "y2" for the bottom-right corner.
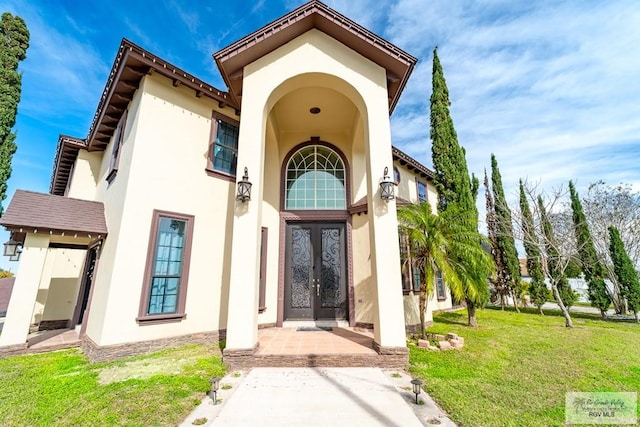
[{"x1": 285, "y1": 145, "x2": 346, "y2": 210}]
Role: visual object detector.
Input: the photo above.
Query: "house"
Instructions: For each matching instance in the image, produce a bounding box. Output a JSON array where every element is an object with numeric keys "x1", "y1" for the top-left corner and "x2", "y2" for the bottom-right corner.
[{"x1": 0, "y1": 0, "x2": 451, "y2": 363}]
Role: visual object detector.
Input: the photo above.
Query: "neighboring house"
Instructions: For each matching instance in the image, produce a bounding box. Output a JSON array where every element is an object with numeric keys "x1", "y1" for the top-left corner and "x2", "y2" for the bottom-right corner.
[
  {"x1": 0, "y1": 0, "x2": 451, "y2": 362},
  {"x1": 519, "y1": 258, "x2": 590, "y2": 303},
  {"x1": 0, "y1": 277, "x2": 15, "y2": 318}
]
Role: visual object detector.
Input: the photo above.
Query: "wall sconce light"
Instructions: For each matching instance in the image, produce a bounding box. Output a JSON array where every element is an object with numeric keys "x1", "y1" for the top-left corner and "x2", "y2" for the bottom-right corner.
[
  {"x1": 380, "y1": 166, "x2": 395, "y2": 201},
  {"x1": 411, "y1": 378, "x2": 423, "y2": 404},
  {"x1": 236, "y1": 167, "x2": 252, "y2": 202},
  {"x1": 208, "y1": 376, "x2": 221, "y2": 404},
  {"x1": 3, "y1": 238, "x2": 21, "y2": 257},
  {"x1": 9, "y1": 247, "x2": 22, "y2": 262}
]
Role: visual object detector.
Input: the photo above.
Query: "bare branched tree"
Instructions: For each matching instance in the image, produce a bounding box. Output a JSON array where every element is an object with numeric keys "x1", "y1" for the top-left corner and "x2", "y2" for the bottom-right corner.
[
  {"x1": 504, "y1": 181, "x2": 579, "y2": 327},
  {"x1": 582, "y1": 181, "x2": 640, "y2": 313}
]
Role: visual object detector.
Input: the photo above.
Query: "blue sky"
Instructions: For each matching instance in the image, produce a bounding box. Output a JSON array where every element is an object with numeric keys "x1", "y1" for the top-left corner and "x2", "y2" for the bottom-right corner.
[{"x1": 1, "y1": 0, "x2": 639, "y2": 271}]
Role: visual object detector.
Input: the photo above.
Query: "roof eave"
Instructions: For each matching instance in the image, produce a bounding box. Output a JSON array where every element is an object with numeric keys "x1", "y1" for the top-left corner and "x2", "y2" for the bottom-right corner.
[
  {"x1": 86, "y1": 39, "x2": 237, "y2": 152},
  {"x1": 213, "y1": 0, "x2": 417, "y2": 114},
  {"x1": 49, "y1": 135, "x2": 87, "y2": 196}
]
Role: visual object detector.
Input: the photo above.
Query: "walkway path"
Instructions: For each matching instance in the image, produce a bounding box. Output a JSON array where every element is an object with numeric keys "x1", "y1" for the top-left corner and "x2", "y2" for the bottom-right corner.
[{"x1": 181, "y1": 367, "x2": 456, "y2": 426}]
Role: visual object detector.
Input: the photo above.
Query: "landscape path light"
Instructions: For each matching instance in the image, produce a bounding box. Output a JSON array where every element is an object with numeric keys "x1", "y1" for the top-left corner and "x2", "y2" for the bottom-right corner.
[{"x1": 411, "y1": 378, "x2": 423, "y2": 404}]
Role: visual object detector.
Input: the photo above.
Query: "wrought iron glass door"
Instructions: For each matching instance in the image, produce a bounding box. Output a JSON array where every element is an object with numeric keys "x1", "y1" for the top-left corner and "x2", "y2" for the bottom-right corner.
[{"x1": 284, "y1": 222, "x2": 347, "y2": 320}]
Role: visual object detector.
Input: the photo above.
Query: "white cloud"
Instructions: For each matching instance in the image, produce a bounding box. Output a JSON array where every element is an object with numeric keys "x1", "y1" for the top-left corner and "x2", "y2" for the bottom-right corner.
[{"x1": 382, "y1": 0, "x2": 640, "y2": 207}]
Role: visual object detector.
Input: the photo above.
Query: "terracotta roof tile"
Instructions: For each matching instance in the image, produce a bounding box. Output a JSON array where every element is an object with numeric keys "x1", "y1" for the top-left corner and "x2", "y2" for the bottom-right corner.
[{"x1": 0, "y1": 190, "x2": 107, "y2": 236}]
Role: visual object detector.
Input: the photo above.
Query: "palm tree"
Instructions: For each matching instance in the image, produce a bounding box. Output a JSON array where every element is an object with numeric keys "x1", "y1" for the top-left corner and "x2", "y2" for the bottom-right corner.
[{"x1": 398, "y1": 202, "x2": 494, "y2": 335}]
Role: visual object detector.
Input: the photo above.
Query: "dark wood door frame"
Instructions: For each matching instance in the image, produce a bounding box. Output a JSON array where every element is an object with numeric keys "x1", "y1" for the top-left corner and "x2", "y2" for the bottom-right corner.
[
  {"x1": 277, "y1": 211, "x2": 355, "y2": 327},
  {"x1": 283, "y1": 222, "x2": 347, "y2": 320},
  {"x1": 71, "y1": 240, "x2": 102, "y2": 335}
]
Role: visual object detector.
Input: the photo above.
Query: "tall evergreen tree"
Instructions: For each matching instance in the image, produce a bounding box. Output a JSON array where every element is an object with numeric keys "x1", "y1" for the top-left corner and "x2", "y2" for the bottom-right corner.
[
  {"x1": 485, "y1": 170, "x2": 509, "y2": 308},
  {"x1": 0, "y1": 13, "x2": 29, "y2": 215},
  {"x1": 519, "y1": 181, "x2": 546, "y2": 313},
  {"x1": 430, "y1": 48, "x2": 475, "y2": 216},
  {"x1": 538, "y1": 196, "x2": 574, "y2": 327},
  {"x1": 569, "y1": 181, "x2": 610, "y2": 317},
  {"x1": 490, "y1": 154, "x2": 522, "y2": 311},
  {"x1": 430, "y1": 47, "x2": 490, "y2": 326},
  {"x1": 608, "y1": 226, "x2": 640, "y2": 322}
]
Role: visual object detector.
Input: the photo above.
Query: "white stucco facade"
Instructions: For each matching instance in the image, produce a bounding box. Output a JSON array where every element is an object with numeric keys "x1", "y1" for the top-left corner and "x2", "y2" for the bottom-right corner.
[{"x1": 0, "y1": 2, "x2": 452, "y2": 359}]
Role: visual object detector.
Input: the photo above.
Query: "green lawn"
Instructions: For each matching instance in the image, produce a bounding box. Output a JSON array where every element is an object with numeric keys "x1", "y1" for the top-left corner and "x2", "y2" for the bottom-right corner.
[
  {"x1": 410, "y1": 307, "x2": 640, "y2": 427},
  {"x1": 0, "y1": 344, "x2": 225, "y2": 426}
]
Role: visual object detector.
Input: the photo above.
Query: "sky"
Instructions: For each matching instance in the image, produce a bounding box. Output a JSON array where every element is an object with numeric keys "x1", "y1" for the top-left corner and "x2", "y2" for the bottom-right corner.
[{"x1": 1, "y1": 0, "x2": 639, "y2": 271}]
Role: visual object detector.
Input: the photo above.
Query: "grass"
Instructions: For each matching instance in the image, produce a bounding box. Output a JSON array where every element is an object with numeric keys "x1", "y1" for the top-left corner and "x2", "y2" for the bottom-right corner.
[
  {"x1": 410, "y1": 307, "x2": 640, "y2": 427},
  {"x1": 0, "y1": 344, "x2": 225, "y2": 426}
]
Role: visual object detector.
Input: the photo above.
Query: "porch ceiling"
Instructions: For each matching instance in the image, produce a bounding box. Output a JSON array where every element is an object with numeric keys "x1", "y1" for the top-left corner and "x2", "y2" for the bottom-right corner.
[
  {"x1": 271, "y1": 86, "x2": 357, "y2": 136},
  {"x1": 0, "y1": 190, "x2": 108, "y2": 238}
]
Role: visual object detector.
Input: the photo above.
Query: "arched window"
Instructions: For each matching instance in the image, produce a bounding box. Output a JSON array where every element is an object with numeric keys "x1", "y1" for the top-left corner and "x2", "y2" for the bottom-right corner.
[{"x1": 285, "y1": 145, "x2": 346, "y2": 210}]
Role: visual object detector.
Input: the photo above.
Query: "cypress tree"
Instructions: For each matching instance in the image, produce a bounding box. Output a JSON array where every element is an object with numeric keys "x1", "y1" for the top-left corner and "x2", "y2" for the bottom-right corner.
[
  {"x1": 519, "y1": 180, "x2": 546, "y2": 313},
  {"x1": 608, "y1": 226, "x2": 640, "y2": 322},
  {"x1": 569, "y1": 181, "x2": 610, "y2": 317},
  {"x1": 490, "y1": 154, "x2": 521, "y2": 311},
  {"x1": 429, "y1": 48, "x2": 490, "y2": 326},
  {"x1": 0, "y1": 12, "x2": 29, "y2": 215},
  {"x1": 430, "y1": 48, "x2": 474, "y2": 216},
  {"x1": 485, "y1": 170, "x2": 509, "y2": 308},
  {"x1": 538, "y1": 196, "x2": 574, "y2": 327}
]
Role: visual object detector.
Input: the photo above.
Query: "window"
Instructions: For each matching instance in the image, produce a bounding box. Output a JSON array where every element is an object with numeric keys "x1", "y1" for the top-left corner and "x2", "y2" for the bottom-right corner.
[
  {"x1": 285, "y1": 145, "x2": 346, "y2": 210},
  {"x1": 393, "y1": 166, "x2": 401, "y2": 184},
  {"x1": 138, "y1": 210, "x2": 194, "y2": 322},
  {"x1": 258, "y1": 227, "x2": 268, "y2": 313},
  {"x1": 207, "y1": 112, "x2": 239, "y2": 177},
  {"x1": 416, "y1": 180, "x2": 427, "y2": 203},
  {"x1": 399, "y1": 233, "x2": 421, "y2": 293},
  {"x1": 106, "y1": 110, "x2": 128, "y2": 184},
  {"x1": 436, "y1": 271, "x2": 447, "y2": 300},
  {"x1": 400, "y1": 233, "x2": 411, "y2": 292}
]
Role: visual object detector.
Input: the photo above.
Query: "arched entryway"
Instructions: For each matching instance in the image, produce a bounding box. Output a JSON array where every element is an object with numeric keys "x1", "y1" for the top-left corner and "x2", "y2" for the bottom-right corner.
[{"x1": 278, "y1": 142, "x2": 353, "y2": 323}]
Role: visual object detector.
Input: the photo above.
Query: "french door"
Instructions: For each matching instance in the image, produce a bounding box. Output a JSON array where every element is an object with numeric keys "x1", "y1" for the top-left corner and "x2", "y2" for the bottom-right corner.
[{"x1": 284, "y1": 222, "x2": 347, "y2": 320}]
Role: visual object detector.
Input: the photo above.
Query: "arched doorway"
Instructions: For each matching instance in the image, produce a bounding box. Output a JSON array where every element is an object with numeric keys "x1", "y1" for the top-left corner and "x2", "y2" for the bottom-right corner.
[{"x1": 280, "y1": 142, "x2": 351, "y2": 321}]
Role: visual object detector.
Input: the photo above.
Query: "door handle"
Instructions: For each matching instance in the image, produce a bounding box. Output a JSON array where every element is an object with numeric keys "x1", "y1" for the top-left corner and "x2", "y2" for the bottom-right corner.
[{"x1": 317, "y1": 280, "x2": 320, "y2": 296}]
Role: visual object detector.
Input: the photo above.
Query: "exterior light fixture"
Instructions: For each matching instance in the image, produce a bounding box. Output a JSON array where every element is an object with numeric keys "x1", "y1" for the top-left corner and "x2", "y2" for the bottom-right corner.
[
  {"x1": 236, "y1": 167, "x2": 252, "y2": 202},
  {"x1": 9, "y1": 247, "x2": 22, "y2": 262},
  {"x1": 380, "y1": 166, "x2": 395, "y2": 201},
  {"x1": 209, "y1": 376, "x2": 221, "y2": 404},
  {"x1": 411, "y1": 378, "x2": 423, "y2": 404},
  {"x1": 3, "y1": 238, "x2": 21, "y2": 257}
]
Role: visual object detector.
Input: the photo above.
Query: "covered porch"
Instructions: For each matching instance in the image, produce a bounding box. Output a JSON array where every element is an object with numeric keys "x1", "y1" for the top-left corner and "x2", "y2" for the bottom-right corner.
[{"x1": 0, "y1": 190, "x2": 107, "y2": 351}]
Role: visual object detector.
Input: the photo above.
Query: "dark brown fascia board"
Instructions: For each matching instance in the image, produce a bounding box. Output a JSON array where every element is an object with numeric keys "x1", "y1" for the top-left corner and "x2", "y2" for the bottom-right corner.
[
  {"x1": 392, "y1": 146, "x2": 434, "y2": 180},
  {"x1": 0, "y1": 225, "x2": 107, "y2": 239},
  {"x1": 213, "y1": 0, "x2": 417, "y2": 113},
  {"x1": 49, "y1": 135, "x2": 87, "y2": 195},
  {"x1": 86, "y1": 38, "x2": 236, "y2": 151}
]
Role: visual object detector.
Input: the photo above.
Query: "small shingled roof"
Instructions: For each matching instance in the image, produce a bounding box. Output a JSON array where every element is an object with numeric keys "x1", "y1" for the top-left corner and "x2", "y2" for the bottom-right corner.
[{"x1": 0, "y1": 190, "x2": 108, "y2": 236}]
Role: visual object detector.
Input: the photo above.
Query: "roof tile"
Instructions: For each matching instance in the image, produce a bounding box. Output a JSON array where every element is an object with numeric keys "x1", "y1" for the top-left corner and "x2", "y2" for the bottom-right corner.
[{"x1": 0, "y1": 190, "x2": 107, "y2": 235}]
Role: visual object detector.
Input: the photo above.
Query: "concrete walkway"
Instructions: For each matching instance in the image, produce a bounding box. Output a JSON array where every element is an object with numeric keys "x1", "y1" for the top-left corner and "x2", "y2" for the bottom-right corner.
[{"x1": 181, "y1": 367, "x2": 456, "y2": 426}]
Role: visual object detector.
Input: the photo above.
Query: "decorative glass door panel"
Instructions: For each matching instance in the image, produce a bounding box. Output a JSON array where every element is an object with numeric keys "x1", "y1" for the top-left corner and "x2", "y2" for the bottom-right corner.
[{"x1": 284, "y1": 223, "x2": 347, "y2": 320}]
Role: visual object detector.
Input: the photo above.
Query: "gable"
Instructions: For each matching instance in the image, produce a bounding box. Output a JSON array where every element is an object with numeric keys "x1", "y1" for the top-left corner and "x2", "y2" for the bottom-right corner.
[{"x1": 214, "y1": 0, "x2": 416, "y2": 113}]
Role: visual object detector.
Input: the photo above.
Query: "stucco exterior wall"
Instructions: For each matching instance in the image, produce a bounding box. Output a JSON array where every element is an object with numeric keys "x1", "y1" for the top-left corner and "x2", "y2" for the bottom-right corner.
[
  {"x1": 66, "y1": 150, "x2": 102, "y2": 200},
  {"x1": 86, "y1": 73, "x2": 240, "y2": 346},
  {"x1": 32, "y1": 248, "x2": 85, "y2": 324},
  {"x1": 257, "y1": 118, "x2": 281, "y2": 326},
  {"x1": 351, "y1": 213, "x2": 373, "y2": 324}
]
